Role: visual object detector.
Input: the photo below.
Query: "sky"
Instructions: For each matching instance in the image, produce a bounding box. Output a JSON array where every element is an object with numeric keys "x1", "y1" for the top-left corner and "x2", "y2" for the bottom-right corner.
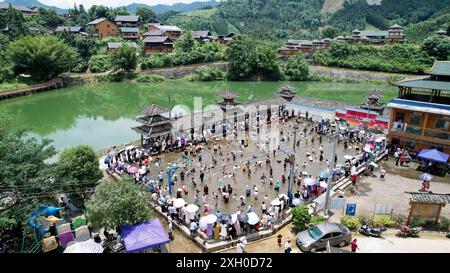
[{"x1": 38, "y1": 0, "x2": 210, "y2": 9}]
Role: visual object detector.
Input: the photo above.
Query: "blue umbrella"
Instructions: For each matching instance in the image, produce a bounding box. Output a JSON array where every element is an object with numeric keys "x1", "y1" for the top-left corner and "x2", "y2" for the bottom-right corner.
[
  {"x1": 318, "y1": 170, "x2": 329, "y2": 179},
  {"x1": 420, "y1": 173, "x2": 432, "y2": 181}
]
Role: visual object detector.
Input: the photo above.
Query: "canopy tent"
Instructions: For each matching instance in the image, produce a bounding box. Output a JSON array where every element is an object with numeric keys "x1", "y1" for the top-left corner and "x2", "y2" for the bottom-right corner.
[
  {"x1": 121, "y1": 218, "x2": 170, "y2": 253},
  {"x1": 63, "y1": 239, "x2": 104, "y2": 253},
  {"x1": 417, "y1": 149, "x2": 449, "y2": 164}
]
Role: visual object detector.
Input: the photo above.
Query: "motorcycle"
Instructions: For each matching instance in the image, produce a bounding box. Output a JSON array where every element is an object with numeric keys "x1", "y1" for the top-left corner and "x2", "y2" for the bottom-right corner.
[
  {"x1": 396, "y1": 226, "x2": 423, "y2": 238},
  {"x1": 358, "y1": 224, "x2": 387, "y2": 237}
]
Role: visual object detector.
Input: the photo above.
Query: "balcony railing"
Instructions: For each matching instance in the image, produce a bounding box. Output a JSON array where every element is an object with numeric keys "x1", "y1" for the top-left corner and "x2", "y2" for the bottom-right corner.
[
  {"x1": 424, "y1": 128, "x2": 450, "y2": 141},
  {"x1": 391, "y1": 125, "x2": 422, "y2": 135}
]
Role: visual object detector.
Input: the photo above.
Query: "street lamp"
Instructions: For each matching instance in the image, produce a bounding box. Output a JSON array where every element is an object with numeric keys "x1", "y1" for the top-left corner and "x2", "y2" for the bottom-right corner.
[{"x1": 323, "y1": 132, "x2": 337, "y2": 218}]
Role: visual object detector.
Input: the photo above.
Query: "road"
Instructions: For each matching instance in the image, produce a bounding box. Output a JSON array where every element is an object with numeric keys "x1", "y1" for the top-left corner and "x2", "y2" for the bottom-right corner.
[{"x1": 352, "y1": 236, "x2": 450, "y2": 253}]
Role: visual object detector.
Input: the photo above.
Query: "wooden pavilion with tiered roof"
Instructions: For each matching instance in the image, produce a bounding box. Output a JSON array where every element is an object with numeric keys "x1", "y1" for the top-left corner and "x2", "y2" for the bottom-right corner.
[{"x1": 131, "y1": 104, "x2": 173, "y2": 146}]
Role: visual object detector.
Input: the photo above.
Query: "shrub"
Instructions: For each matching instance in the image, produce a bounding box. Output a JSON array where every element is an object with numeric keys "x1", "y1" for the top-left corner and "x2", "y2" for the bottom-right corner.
[
  {"x1": 190, "y1": 66, "x2": 225, "y2": 81},
  {"x1": 340, "y1": 215, "x2": 360, "y2": 231},
  {"x1": 136, "y1": 74, "x2": 166, "y2": 83},
  {"x1": 437, "y1": 217, "x2": 450, "y2": 231},
  {"x1": 140, "y1": 53, "x2": 173, "y2": 70},
  {"x1": 372, "y1": 215, "x2": 397, "y2": 228},
  {"x1": 89, "y1": 54, "x2": 110, "y2": 73},
  {"x1": 292, "y1": 205, "x2": 311, "y2": 231},
  {"x1": 310, "y1": 215, "x2": 325, "y2": 225}
]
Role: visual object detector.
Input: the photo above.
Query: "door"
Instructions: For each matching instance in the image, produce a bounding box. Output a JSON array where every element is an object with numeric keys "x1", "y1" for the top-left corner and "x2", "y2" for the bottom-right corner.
[
  {"x1": 330, "y1": 232, "x2": 343, "y2": 246},
  {"x1": 317, "y1": 233, "x2": 332, "y2": 249}
]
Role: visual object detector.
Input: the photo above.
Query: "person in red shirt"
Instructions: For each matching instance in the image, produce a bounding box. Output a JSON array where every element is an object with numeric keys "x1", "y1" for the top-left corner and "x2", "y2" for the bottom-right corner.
[
  {"x1": 400, "y1": 154, "x2": 406, "y2": 166},
  {"x1": 351, "y1": 174, "x2": 357, "y2": 187},
  {"x1": 351, "y1": 239, "x2": 359, "y2": 253}
]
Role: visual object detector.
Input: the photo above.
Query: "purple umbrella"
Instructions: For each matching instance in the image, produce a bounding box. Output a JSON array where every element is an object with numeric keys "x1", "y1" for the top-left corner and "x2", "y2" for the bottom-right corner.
[{"x1": 127, "y1": 166, "x2": 139, "y2": 174}]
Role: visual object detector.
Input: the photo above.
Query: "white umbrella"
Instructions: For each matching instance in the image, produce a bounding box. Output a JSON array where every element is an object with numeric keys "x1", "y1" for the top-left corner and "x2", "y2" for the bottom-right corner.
[
  {"x1": 344, "y1": 155, "x2": 353, "y2": 160},
  {"x1": 230, "y1": 214, "x2": 238, "y2": 224},
  {"x1": 138, "y1": 168, "x2": 147, "y2": 175},
  {"x1": 375, "y1": 138, "x2": 383, "y2": 143},
  {"x1": 304, "y1": 178, "x2": 318, "y2": 186},
  {"x1": 363, "y1": 147, "x2": 372, "y2": 153},
  {"x1": 292, "y1": 198, "x2": 302, "y2": 207},
  {"x1": 320, "y1": 181, "x2": 328, "y2": 189},
  {"x1": 199, "y1": 217, "x2": 208, "y2": 230},
  {"x1": 185, "y1": 204, "x2": 199, "y2": 213},
  {"x1": 63, "y1": 239, "x2": 103, "y2": 253},
  {"x1": 173, "y1": 198, "x2": 186, "y2": 208},
  {"x1": 302, "y1": 171, "x2": 308, "y2": 176},
  {"x1": 278, "y1": 193, "x2": 288, "y2": 199},
  {"x1": 271, "y1": 199, "x2": 281, "y2": 206},
  {"x1": 125, "y1": 145, "x2": 135, "y2": 150},
  {"x1": 247, "y1": 212, "x2": 259, "y2": 225},
  {"x1": 205, "y1": 214, "x2": 218, "y2": 224}
]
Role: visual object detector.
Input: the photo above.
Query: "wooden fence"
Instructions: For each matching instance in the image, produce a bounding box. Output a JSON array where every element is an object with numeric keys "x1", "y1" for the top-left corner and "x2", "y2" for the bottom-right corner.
[{"x1": 0, "y1": 77, "x2": 64, "y2": 100}]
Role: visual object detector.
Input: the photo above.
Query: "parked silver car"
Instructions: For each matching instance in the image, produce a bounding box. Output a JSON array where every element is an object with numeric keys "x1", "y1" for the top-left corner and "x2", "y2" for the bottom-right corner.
[{"x1": 296, "y1": 223, "x2": 352, "y2": 252}]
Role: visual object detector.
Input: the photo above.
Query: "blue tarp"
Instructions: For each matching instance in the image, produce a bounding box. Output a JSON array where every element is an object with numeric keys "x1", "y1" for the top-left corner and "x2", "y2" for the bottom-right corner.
[
  {"x1": 417, "y1": 149, "x2": 449, "y2": 164},
  {"x1": 121, "y1": 218, "x2": 170, "y2": 253}
]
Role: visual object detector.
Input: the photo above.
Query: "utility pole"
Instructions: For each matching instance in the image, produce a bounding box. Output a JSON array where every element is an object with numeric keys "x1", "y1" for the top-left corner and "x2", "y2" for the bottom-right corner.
[
  {"x1": 323, "y1": 132, "x2": 337, "y2": 218},
  {"x1": 279, "y1": 125, "x2": 298, "y2": 202}
]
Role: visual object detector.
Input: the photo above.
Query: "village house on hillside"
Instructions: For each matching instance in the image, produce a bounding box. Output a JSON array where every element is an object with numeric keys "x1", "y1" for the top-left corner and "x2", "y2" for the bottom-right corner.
[
  {"x1": 54, "y1": 26, "x2": 87, "y2": 36},
  {"x1": 0, "y1": 2, "x2": 37, "y2": 15},
  {"x1": 87, "y1": 18, "x2": 117, "y2": 38},
  {"x1": 191, "y1": 30, "x2": 214, "y2": 43},
  {"x1": 279, "y1": 38, "x2": 331, "y2": 57},
  {"x1": 148, "y1": 23, "x2": 183, "y2": 40},
  {"x1": 120, "y1": 27, "x2": 139, "y2": 41},
  {"x1": 337, "y1": 24, "x2": 406, "y2": 45},
  {"x1": 143, "y1": 36, "x2": 174, "y2": 56},
  {"x1": 115, "y1": 15, "x2": 141, "y2": 27},
  {"x1": 107, "y1": 42, "x2": 138, "y2": 53}
]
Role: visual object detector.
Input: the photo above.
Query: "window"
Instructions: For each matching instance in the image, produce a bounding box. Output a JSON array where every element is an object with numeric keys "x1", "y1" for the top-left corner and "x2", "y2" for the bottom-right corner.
[
  {"x1": 410, "y1": 113, "x2": 421, "y2": 126},
  {"x1": 107, "y1": 24, "x2": 110, "y2": 28},
  {"x1": 435, "y1": 118, "x2": 450, "y2": 130},
  {"x1": 331, "y1": 232, "x2": 342, "y2": 238},
  {"x1": 321, "y1": 233, "x2": 332, "y2": 240}
]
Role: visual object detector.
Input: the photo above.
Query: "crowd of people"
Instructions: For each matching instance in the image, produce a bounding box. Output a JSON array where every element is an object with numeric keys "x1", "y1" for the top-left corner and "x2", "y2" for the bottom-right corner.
[{"x1": 103, "y1": 107, "x2": 387, "y2": 242}]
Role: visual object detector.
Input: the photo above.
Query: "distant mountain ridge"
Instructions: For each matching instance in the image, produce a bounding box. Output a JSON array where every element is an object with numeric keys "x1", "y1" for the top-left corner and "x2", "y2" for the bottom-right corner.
[
  {"x1": 0, "y1": 0, "x2": 219, "y2": 15},
  {"x1": 0, "y1": 0, "x2": 67, "y2": 13},
  {"x1": 124, "y1": 1, "x2": 219, "y2": 14}
]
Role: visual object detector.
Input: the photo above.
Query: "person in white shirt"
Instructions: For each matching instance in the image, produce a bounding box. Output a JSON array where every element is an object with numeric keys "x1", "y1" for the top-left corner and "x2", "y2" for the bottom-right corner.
[{"x1": 284, "y1": 239, "x2": 292, "y2": 253}]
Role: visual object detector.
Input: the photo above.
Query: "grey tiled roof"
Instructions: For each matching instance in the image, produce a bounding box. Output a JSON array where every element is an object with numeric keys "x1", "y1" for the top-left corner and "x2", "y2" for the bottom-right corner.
[{"x1": 407, "y1": 192, "x2": 450, "y2": 204}]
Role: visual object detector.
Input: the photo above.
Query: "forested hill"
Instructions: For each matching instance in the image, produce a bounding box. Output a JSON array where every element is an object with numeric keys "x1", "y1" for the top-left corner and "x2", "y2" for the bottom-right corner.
[
  {"x1": 329, "y1": 0, "x2": 450, "y2": 42},
  {"x1": 166, "y1": 0, "x2": 450, "y2": 42}
]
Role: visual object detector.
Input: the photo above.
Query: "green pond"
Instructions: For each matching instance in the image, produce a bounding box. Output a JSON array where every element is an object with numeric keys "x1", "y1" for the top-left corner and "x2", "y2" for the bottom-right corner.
[{"x1": 0, "y1": 80, "x2": 396, "y2": 153}]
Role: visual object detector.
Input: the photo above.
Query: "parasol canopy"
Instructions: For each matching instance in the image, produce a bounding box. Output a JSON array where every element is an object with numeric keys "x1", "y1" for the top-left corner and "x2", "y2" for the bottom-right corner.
[
  {"x1": 320, "y1": 181, "x2": 328, "y2": 189},
  {"x1": 247, "y1": 212, "x2": 259, "y2": 225},
  {"x1": 304, "y1": 178, "x2": 318, "y2": 186},
  {"x1": 126, "y1": 145, "x2": 135, "y2": 150},
  {"x1": 292, "y1": 198, "x2": 303, "y2": 207},
  {"x1": 237, "y1": 213, "x2": 248, "y2": 222},
  {"x1": 271, "y1": 199, "x2": 281, "y2": 206},
  {"x1": 278, "y1": 193, "x2": 288, "y2": 199},
  {"x1": 363, "y1": 147, "x2": 372, "y2": 153},
  {"x1": 318, "y1": 170, "x2": 330, "y2": 179},
  {"x1": 420, "y1": 173, "x2": 433, "y2": 181},
  {"x1": 344, "y1": 155, "x2": 353, "y2": 160},
  {"x1": 121, "y1": 218, "x2": 170, "y2": 253},
  {"x1": 185, "y1": 204, "x2": 199, "y2": 213},
  {"x1": 173, "y1": 198, "x2": 186, "y2": 208},
  {"x1": 127, "y1": 166, "x2": 139, "y2": 174},
  {"x1": 64, "y1": 239, "x2": 104, "y2": 253},
  {"x1": 417, "y1": 149, "x2": 449, "y2": 164},
  {"x1": 230, "y1": 214, "x2": 238, "y2": 224}
]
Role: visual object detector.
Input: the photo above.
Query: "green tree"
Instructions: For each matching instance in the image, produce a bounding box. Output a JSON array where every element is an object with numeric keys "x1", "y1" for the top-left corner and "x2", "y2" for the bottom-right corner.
[
  {"x1": 322, "y1": 26, "x2": 340, "y2": 39},
  {"x1": 225, "y1": 35, "x2": 257, "y2": 80},
  {"x1": 421, "y1": 35, "x2": 450, "y2": 60},
  {"x1": 3, "y1": 6, "x2": 29, "y2": 39},
  {"x1": 0, "y1": 121, "x2": 58, "y2": 236},
  {"x1": 110, "y1": 45, "x2": 137, "y2": 72},
  {"x1": 8, "y1": 36, "x2": 77, "y2": 82},
  {"x1": 328, "y1": 41, "x2": 351, "y2": 58},
  {"x1": 254, "y1": 42, "x2": 282, "y2": 80},
  {"x1": 36, "y1": 8, "x2": 64, "y2": 28},
  {"x1": 175, "y1": 31, "x2": 196, "y2": 52},
  {"x1": 85, "y1": 179, "x2": 154, "y2": 229},
  {"x1": 55, "y1": 145, "x2": 103, "y2": 197},
  {"x1": 0, "y1": 34, "x2": 13, "y2": 83},
  {"x1": 284, "y1": 54, "x2": 309, "y2": 81},
  {"x1": 292, "y1": 205, "x2": 312, "y2": 231},
  {"x1": 136, "y1": 7, "x2": 157, "y2": 23}
]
